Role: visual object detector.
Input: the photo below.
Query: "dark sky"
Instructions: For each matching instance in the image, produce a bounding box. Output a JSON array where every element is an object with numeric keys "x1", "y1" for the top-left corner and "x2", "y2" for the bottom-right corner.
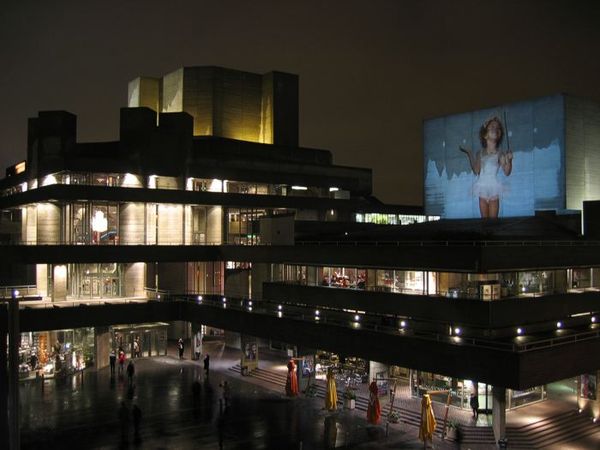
[{"x1": 1, "y1": 0, "x2": 599, "y2": 205}]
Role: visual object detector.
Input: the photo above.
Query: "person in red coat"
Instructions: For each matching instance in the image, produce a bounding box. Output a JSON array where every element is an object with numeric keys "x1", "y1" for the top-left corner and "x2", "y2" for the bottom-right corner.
[
  {"x1": 367, "y1": 381, "x2": 381, "y2": 424},
  {"x1": 285, "y1": 358, "x2": 299, "y2": 396}
]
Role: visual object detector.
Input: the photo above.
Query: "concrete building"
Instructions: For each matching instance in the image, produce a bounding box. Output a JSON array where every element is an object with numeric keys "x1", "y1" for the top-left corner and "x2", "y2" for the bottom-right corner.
[{"x1": 2, "y1": 67, "x2": 600, "y2": 446}]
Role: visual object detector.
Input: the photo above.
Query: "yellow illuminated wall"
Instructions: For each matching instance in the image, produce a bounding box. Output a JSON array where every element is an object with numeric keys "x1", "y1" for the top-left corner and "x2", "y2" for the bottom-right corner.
[
  {"x1": 127, "y1": 67, "x2": 299, "y2": 145},
  {"x1": 128, "y1": 77, "x2": 161, "y2": 113}
]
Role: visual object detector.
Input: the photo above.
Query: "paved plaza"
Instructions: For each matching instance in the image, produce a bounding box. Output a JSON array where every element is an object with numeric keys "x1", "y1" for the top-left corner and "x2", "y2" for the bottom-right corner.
[
  {"x1": 18, "y1": 341, "x2": 600, "y2": 449},
  {"x1": 19, "y1": 342, "x2": 458, "y2": 450}
]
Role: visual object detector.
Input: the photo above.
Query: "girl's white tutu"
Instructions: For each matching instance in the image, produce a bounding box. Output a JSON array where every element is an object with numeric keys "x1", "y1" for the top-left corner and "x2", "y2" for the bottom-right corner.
[{"x1": 472, "y1": 152, "x2": 505, "y2": 201}]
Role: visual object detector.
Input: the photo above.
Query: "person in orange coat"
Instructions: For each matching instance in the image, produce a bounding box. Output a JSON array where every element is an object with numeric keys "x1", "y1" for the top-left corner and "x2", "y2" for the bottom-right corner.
[
  {"x1": 285, "y1": 358, "x2": 299, "y2": 396},
  {"x1": 367, "y1": 381, "x2": 381, "y2": 424}
]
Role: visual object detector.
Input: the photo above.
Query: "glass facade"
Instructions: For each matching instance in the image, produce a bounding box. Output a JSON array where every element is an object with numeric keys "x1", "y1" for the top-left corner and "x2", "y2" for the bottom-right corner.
[
  {"x1": 18, "y1": 328, "x2": 95, "y2": 381},
  {"x1": 69, "y1": 263, "x2": 123, "y2": 298},
  {"x1": 410, "y1": 369, "x2": 545, "y2": 411},
  {"x1": 355, "y1": 213, "x2": 439, "y2": 225},
  {"x1": 276, "y1": 264, "x2": 600, "y2": 300},
  {"x1": 112, "y1": 323, "x2": 168, "y2": 358}
]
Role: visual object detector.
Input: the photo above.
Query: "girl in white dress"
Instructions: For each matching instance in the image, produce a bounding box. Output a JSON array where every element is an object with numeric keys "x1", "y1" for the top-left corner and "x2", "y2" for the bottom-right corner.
[{"x1": 460, "y1": 116, "x2": 513, "y2": 218}]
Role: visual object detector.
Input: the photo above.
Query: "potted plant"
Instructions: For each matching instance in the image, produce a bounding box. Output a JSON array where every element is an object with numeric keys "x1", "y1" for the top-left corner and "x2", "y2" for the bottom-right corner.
[
  {"x1": 388, "y1": 410, "x2": 400, "y2": 423},
  {"x1": 343, "y1": 388, "x2": 356, "y2": 409},
  {"x1": 445, "y1": 421, "x2": 458, "y2": 440}
]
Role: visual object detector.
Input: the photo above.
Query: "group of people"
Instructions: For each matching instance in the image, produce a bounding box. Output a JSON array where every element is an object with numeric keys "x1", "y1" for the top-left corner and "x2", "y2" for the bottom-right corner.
[
  {"x1": 109, "y1": 348, "x2": 136, "y2": 386},
  {"x1": 321, "y1": 272, "x2": 366, "y2": 290},
  {"x1": 109, "y1": 348, "x2": 126, "y2": 374}
]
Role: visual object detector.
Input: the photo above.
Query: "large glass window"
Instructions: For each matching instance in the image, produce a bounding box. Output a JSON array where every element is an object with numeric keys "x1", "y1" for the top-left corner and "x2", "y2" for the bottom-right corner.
[
  {"x1": 69, "y1": 202, "x2": 119, "y2": 244},
  {"x1": 69, "y1": 263, "x2": 122, "y2": 298},
  {"x1": 18, "y1": 328, "x2": 95, "y2": 381}
]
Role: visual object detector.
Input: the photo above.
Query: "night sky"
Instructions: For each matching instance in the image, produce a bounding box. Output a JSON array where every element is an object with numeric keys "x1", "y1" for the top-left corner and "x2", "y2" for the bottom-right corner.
[{"x1": 1, "y1": 0, "x2": 599, "y2": 205}]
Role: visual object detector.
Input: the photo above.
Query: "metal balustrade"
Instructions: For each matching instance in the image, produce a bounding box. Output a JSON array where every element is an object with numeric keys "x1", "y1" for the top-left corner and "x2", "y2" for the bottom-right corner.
[{"x1": 3, "y1": 289, "x2": 599, "y2": 354}]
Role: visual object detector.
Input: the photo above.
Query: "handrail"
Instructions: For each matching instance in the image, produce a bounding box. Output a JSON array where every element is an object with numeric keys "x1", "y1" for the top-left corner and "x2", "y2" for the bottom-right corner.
[
  {"x1": 4, "y1": 291, "x2": 600, "y2": 354},
  {"x1": 297, "y1": 239, "x2": 599, "y2": 247},
  {"x1": 2, "y1": 239, "x2": 600, "y2": 247}
]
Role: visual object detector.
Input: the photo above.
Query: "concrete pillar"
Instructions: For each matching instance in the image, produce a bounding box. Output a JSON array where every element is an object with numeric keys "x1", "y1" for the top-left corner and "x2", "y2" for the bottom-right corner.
[
  {"x1": 0, "y1": 314, "x2": 8, "y2": 450},
  {"x1": 146, "y1": 204, "x2": 157, "y2": 244},
  {"x1": 224, "y1": 269, "x2": 250, "y2": 298},
  {"x1": 251, "y1": 263, "x2": 270, "y2": 301},
  {"x1": 184, "y1": 205, "x2": 192, "y2": 244},
  {"x1": 36, "y1": 264, "x2": 48, "y2": 298},
  {"x1": 22, "y1": 205, "x2": 37, "y2": 244},
  {"x1": 119, "y1": 203, "x2": 145, "y2": 244},
  {"x1": 37, "y1": 203, "x2": 60, "y2": 244},
  {"x1": 224, "y1": 331, "x2": 241, "y2": 349},
  {"x1": 8, "y1": 292, "x2": 20, "y2": 450},
  {"x1": 94, "y1": 327, "x2": 110, "y2": 370},
  {"x1": 124, "y1": 263, "x2": 145, "y2": 297},
  {"x1": 52, "y1": 264, "x2": 68, "y2": 302},
  {"x1": 492, "y1": 386, "x2": 507, "y2": 445},
  {"x1": 157, "y1": 204, "x2": 183, "y2": 244},
  {"x1": 207, "y1": 206, "x2": 223, "y2": 244}
]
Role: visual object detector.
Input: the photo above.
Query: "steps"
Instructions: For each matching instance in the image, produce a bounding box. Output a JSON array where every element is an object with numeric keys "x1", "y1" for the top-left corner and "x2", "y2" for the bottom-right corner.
[
  {"x1": 457, "y1": 409, "x2": 600, "y2": 449},
  {"x1": 228, "y1": 364, "x2": 600, "y2": 448},
  {"x1": 228, "y1": 364, "x2": 454, "y2": 440}
]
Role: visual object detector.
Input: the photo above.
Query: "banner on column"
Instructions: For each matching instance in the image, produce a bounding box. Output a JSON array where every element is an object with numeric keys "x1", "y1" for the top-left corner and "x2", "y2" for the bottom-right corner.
[{"x1": 241, "y1": 335, "x2": 258, "y2": 373}]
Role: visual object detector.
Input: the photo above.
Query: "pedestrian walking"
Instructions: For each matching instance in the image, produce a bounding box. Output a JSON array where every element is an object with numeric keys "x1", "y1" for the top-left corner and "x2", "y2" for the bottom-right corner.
[
  {"x1": 220, "y1": 380, "x2": 231, "y2": 409},
  {"x1": 118, "y1": 401, "x2": 130, "y2": 444},
  {"x1": 132, "y1": 404, "x2": 142, "y2": 443},
  {"x1": 127, "y1": 360, "x2": 135, "y2": 386},
  {"x1": 118, "y1": 349, "x2": 126, "y2": 374},
  {"x1": 133, "y1": 337, "x2": 141, "y2": 358},
  {"x1": 178, "y1": 338, "x2": 184, "y2": 359},
  {"x1": 470, "y1": 392, "x2": 479, "y2": 420},
  {"x1": 203, "y1": 353, "x2": 210, "y2": 374},
  {"x1": 109, "y1": 349, "x2": 116, "y2": 375}
]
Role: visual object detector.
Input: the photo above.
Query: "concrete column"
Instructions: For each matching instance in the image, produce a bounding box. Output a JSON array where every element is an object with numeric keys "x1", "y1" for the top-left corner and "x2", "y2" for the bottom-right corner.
[
  {"x1": 52, "y1": 264, "x2": 67, "y2": 302},
  {"x1": 224, "y1": 331, "x2": 241, "y2": 349},
  {"x1": 36, "y1": 264, "x2": 48, "y2": 298},
  {"x1": 0, "y1": 313, "x2": 8, "y2": 450},
  {"x1": 22, "y1": 205, "x2": 37, "y2": 244},
  {"x1": 124, "y1": 263, "x2": 145, "y2": 297},
  {"x1": 37, "y1": 203, "x2": 60, "y2": 244},
  {"x1": 95, "y1": 327, "x2": 110, "y2": 370},
  {"x1": 119, "y1": 203, "x2": 145, "y2": 244},
  {"x1": 8, "y1": 292, "x2": 20, "y2": 450},
  {"x1": 206, "y1": 206, "x2": 223, "y2": 244},
  {"x1": 251, "y1": 263, "x2": 270, "y2": 301},
  {"x1": 146, "y1": 204, "x2": 157, "y2": 244},
  {"x1": 157, "y1": 204, "x2": 183, "y2": 244},
  {"x1": 492, "y1": 386, "x2": 507, "y2": 445},
  {"x1": 184, "y1": 205, "x2": 192, "y2": 244}
]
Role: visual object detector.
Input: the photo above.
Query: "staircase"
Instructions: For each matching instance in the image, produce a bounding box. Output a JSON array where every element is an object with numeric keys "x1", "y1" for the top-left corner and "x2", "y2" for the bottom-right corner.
[
  {"x1": 450, "y1": 409, "x2": 600, "y2": 448},
  {"x1": 228, "y1": 365, "x2": 600, "y2": 449},
  {"x1": 228, "y1": 364, "x2": 453, "y2": 439}
]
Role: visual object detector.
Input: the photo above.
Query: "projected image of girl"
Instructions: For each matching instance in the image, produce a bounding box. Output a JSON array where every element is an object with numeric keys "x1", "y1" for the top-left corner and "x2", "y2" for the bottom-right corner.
[{"x1": 459, "y1": 116, "x2": 513, "y2": 218}]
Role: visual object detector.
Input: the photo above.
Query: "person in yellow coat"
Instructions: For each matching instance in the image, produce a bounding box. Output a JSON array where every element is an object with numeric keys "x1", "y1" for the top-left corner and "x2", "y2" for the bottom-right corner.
[
  {"x1": 419, "y1": 393, "x2": 437, "y2": 449},
  {"x1": 325, "y1": 367, "x2": 337, "y2": 410}
]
